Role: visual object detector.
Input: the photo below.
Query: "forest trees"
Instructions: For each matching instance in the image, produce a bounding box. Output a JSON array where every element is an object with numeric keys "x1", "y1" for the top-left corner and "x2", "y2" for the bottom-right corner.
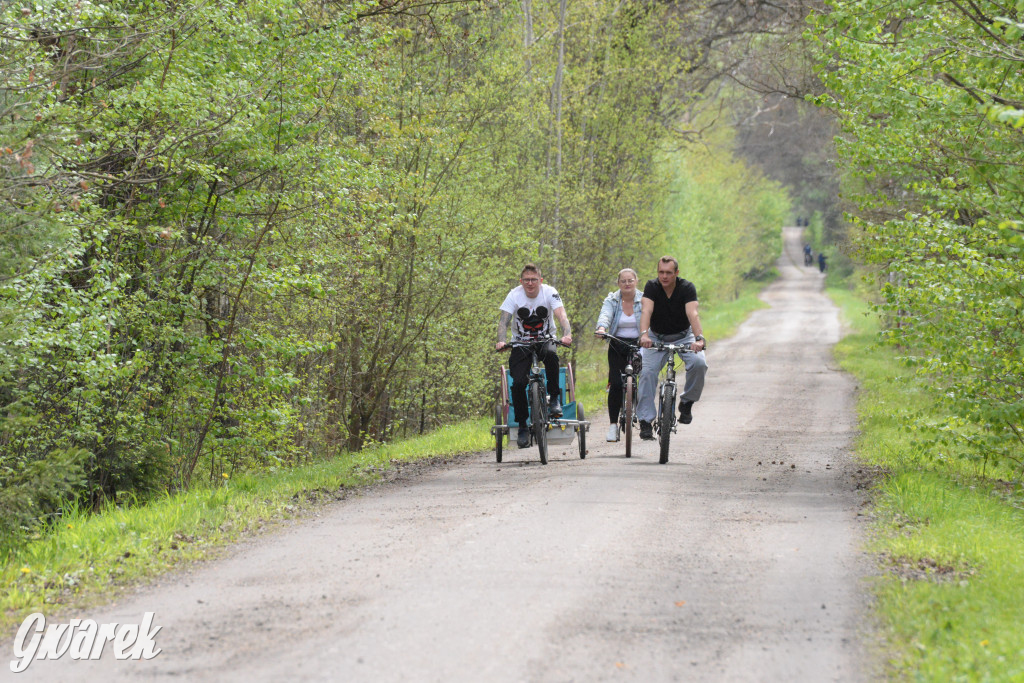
[
  {"x1": 1, "y1": 0, "x2": 792, "y2": 548},
  {"x1": 0, "y1": 1, "x2": 405, "y2": 525},
  {"x1": 811, "y1": 0, "x2": 1024, "y2": 468}
]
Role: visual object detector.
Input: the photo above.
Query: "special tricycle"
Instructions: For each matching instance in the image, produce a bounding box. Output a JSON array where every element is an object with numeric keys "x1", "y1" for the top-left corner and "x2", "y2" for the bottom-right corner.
[{"x1": 491, "y1": 337, "x2": 590, "y2": 465}]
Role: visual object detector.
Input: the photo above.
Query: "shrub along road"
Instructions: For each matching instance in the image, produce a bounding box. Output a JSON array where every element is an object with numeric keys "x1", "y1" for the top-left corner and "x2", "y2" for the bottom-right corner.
[{"x1": 13, "y1": 228, "x2": 874, "y2": 681}]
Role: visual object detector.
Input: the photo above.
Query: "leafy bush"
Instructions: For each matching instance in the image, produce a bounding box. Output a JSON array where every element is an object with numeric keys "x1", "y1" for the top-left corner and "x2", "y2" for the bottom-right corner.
[
  {"x1": 0, "y1": 448, "x2": 87, "y2": 556},
  {"x1": 812, "y1": 0, "x2": 1024, "y2": 469}
]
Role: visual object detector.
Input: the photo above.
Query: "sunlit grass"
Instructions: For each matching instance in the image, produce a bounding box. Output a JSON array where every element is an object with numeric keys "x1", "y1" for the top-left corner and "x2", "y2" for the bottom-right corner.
[
  {"x1": 0, "y1": 419, "x2": 492, "y2": 632},
  {"x1": 829, "y1": 287, "x2": 1024, "y2": 682}
]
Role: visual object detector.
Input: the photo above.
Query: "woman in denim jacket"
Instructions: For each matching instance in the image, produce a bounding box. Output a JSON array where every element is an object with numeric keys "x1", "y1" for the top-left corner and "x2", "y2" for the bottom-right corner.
[{"x1": 594, "y1": 268, "x2": 644, "y2": 442}]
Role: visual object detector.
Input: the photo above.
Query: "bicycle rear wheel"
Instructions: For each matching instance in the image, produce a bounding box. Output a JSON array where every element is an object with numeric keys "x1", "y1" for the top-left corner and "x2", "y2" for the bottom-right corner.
[
  {"x1": 623, "y1": 375, "x2": 634, "y2": 458},
  {"x1": 658, "y1": 382, "x2": 674, "y2": 464},
  {"x1": 530, "y1": 381, "x2": 548, "y2": 465}
]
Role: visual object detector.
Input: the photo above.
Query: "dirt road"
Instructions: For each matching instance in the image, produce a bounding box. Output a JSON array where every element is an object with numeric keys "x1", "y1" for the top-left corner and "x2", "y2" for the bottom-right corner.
[{"x1": 11, "y1": 227, "x2": 873, "y2": 682}]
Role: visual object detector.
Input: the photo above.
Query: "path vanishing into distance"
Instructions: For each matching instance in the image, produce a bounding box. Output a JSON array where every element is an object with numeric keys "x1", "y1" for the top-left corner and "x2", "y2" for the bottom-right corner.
[{"x1": 11, "y1": 227, "x2": 875, "y2": 682}]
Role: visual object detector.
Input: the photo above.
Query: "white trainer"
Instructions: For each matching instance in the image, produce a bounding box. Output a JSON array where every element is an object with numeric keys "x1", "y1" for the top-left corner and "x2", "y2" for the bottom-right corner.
[{"x1": 606, "y1": 423, "x2": 619, "y2": 442}]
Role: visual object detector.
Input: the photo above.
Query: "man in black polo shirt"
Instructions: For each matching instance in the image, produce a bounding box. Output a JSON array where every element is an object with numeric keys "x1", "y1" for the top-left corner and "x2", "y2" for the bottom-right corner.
[{"x1": 636, "y1": 256, "x2": 708, "y2": 440}]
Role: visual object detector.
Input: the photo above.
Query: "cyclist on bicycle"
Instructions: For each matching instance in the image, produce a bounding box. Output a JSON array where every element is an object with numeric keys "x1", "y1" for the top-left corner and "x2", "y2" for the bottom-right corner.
[
  {"x1": 496, "y1": 263, "x2": 573, "y2": 449},
  {"x1": 637, "y1": 256, "x2": 707, "y2": 440},
  {"x1": 594, "y1": 268, "x2": 643, "y2": 442}
]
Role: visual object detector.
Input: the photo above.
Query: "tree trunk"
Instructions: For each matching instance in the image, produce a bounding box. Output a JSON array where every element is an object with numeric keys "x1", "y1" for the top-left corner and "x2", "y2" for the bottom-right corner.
[{"x1": 550, "y1": 0, "x2": 567, "y2": 283}]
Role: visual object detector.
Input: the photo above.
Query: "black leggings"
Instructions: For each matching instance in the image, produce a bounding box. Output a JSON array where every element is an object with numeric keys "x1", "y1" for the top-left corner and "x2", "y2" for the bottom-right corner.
[{"x1": 606, "y1": 339, "x2": 637, "y2": 422}]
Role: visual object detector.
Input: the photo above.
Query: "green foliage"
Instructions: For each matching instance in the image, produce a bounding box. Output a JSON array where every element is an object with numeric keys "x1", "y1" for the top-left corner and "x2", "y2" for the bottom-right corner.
[
  {"x1": 832, "y1": 291, "x2": 1024, "y2": 682},
  {"x1": 0, "y1": 417, "x2": 491, "y2": 629},
  {"x1": 0, "y1": 448, "x2": 87, "y2": 556},
  {"x1": 0, "y1": 0, "x2": 794, "y2": 547},
  {"x1": 811, "y1": 0, "x2": 1024, "y2": 470},
  {"x1": 658, "y1": 125, "x2": 789, "y2": 299}
]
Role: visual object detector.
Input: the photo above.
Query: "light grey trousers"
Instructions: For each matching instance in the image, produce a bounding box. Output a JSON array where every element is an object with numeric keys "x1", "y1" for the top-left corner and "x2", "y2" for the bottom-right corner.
[{"x1": 636, "y1": 331, "x2": 708, "y2": 423}]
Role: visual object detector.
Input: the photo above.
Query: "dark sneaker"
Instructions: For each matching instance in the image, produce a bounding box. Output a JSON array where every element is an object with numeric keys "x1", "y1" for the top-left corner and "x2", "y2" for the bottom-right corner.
[
  {"x1": 679, "y1": 399, "x2": 693, "y2": 424},
  {"x1": 516, "y1": 427, "x2": 530, "y2": 448},
  {"x1": 639, "y1": 420, "x2": 654, "y2": 440},
  {"x1": 548, "y1": 397, "x2": 563, "y2": 418}
]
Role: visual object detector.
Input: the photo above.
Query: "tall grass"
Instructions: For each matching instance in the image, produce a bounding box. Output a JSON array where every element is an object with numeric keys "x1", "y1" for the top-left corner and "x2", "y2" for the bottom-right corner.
[{"x1": 828, "y1": 287, "x2": 1024, "y2": 681}]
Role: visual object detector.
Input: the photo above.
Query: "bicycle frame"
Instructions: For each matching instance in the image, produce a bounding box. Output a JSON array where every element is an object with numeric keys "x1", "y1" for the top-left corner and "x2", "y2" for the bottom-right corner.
[
  {"x1": 508, "y1": 336, "x2": 566, "y2": 465},
  {"x1": 653, "y1": 341, "x2": 691, "y2": 464},
  {"x1": 514, "y1": 339, "x2": 557, "y2": 409},
  {"x1": 657, "y1": 353, "x2": 678, "y2": 433},
  {"x1": 492, "y1": 337, "x2": 589, "y2": 465},
  {"x1": 598, "y1": 333, "x2": 642, "y2": 457}
]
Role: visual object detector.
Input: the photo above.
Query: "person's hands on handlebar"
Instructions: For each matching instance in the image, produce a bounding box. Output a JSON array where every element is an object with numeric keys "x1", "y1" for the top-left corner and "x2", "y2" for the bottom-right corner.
[
  {"x1": 639, "y1": 331, "x2": 652, "y2": 348},
  {"x1": 496, "y1": 336, "x2": 572, "y2": 350},
  {"x1": 595, "y1": 327, "x2": 606, "y2": 338}
]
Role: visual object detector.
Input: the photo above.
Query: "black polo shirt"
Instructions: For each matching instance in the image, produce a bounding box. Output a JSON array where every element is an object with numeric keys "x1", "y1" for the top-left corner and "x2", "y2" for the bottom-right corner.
[{"x1": 643, "y1": 277, "x2": 697, "y2": 335}]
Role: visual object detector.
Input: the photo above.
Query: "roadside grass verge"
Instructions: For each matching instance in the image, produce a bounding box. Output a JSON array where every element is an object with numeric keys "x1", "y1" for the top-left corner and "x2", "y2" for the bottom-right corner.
[
  {"x1": 828, "y1": 287, "x2": 1024, "y2": 681},
  {"x1": 1, "y1": 419, "x2": 491, "y2": 633}
]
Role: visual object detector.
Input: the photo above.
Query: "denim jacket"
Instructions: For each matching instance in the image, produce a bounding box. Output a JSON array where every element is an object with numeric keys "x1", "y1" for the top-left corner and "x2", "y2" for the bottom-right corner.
[{"x1": 595, "y1": 289, "x2": 644, "y2": 335}]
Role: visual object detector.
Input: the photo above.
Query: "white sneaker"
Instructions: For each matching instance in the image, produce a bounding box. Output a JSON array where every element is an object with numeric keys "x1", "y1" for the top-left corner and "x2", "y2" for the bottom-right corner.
[{"x1": 606, "y1": 424, "x2": 619, "y2": 442}]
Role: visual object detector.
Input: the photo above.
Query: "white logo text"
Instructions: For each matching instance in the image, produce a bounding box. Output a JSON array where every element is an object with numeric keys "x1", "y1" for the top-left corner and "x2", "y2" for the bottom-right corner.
[{"x1": 10, "y1": 612, "x2": 162, "y2": 673}]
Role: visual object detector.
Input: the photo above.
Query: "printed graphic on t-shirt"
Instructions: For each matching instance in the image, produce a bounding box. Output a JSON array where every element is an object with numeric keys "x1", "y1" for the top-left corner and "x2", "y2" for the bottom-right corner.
[{"x1": 517, "y1": 306, "x2": 549, "y2": 337}]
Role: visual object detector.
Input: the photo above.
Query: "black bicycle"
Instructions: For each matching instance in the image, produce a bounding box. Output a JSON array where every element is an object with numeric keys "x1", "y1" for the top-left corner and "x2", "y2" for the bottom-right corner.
[
  {"x1": 653, "y1": 340, "x2": 694, "y2": 464},
  {"x1": 597, "y1": 332, "x2": 643, "y2": 458}
]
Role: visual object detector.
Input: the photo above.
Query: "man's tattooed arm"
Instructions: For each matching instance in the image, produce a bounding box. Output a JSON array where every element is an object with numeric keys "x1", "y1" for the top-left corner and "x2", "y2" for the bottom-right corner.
[{"x1": 497, "y1": 310, "x2": 512, "y2": 343}]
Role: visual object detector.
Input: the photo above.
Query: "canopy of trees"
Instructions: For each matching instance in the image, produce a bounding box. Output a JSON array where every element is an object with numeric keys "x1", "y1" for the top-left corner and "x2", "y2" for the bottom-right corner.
[
  {"x1": 811, "y1": 0, "x2": 1024, "y2": 469},
  {"x1": 1, "y1": 0, "x2": 793, "y2": 548}
]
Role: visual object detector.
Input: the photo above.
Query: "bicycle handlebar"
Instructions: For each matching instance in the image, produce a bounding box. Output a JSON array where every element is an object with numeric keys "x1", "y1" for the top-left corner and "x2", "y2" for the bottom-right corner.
[
  {"x1": 654, "y1": 341, "x2": 695, "y2": 352},
  {"x1": 595, "y1": 332, "x2": 643, "y2": 351},
  {"x1": 597, "y1": 331, "x2": 699, "y2": 352},
  {"x1": 495, "y1": 337, "x2": 571, "y2": 352}
]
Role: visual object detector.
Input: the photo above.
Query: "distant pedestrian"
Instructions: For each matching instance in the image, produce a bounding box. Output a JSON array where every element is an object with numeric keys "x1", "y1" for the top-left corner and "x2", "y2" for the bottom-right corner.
[{"x1": 818, "y1": 252, "x2": 827, "y2": 273}]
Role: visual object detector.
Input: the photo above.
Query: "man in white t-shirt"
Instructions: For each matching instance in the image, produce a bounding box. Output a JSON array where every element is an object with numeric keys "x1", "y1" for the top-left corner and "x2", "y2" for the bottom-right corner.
[{"x1": 496, "y1": 263, "x2": 573, "y2": 448}]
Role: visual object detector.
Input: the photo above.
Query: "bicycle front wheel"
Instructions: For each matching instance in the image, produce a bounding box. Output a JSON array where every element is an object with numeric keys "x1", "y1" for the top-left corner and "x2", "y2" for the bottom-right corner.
[
  {"x1": 658, "y1": 382, "x2": 675, "y2": 464},
  {"x1": 577, "y1": 403, "x2": 586, "y2": 459},
  {"x1": 530, "y1": 381, "x2": 548, "y2": 465},
  {"x1": 494, "y1": 402, "x2": 503, "y2": 463},
  {"x1": 623, "y1": 375, "x2": 634, "y2": 458}
]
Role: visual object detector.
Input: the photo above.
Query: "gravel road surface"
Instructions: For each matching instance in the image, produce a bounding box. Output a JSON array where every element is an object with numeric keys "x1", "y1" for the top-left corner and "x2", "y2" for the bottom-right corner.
[{"x1": 9, "y1": 227, "x2": 874, "y2": 682}]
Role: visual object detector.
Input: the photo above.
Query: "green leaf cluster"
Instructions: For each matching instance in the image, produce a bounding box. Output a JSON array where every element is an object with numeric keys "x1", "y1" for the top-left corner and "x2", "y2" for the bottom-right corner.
[
  {"x1": 811, "y1": 0, "x2": 1024, "y2": 471},
  {"x1": 0, "y1": 0, "x2": 788, "y2": 547},
  {"x1": 659, "y1": 122, "x2": 788, "y2": 299}
]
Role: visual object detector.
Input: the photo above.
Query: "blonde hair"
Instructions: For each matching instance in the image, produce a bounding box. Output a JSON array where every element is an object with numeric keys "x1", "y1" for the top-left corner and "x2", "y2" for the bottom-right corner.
[{"x1": 617, "y1": 268, "x2": 638, "y2": 283}]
